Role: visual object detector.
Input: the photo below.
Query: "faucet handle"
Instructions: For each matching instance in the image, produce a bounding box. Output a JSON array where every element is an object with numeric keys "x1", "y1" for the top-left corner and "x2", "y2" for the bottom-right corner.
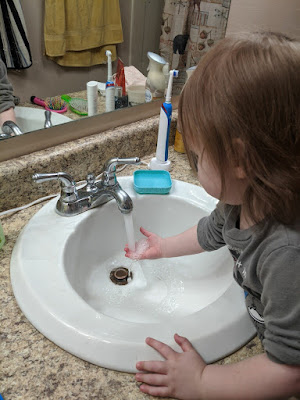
[
  {"x1": 86, "y1": 173, "x2": 98, "y2": 192},
  {"x1": 32, "y1": 172, "x2": 78, "y2": 200},
  {"x1": 102, "y1": 157, "x2": 141, "y2": 185}
]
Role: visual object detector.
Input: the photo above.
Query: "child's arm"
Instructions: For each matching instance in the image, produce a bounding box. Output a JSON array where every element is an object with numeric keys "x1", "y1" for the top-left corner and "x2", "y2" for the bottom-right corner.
[
  {"x1": 136, "y1": 334, "x2": 300, "y2": 400},
  {"x1": 125, "y1": 225, "x2": 205, "y2": 260},
  {"x1": 0, "y1": 60, "x2": 16, "y2": 123},
  {"x1": 0, "y1": 107, "x2": 16, "y2": 125},
  {"x1": 125, "y1": 203, "x2": 227, "y2": 260}
]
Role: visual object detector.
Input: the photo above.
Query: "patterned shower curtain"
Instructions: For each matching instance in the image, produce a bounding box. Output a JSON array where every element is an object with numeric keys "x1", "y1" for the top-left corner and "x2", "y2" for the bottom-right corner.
[
  {"x1": 159, "y1": 0, "x2": 231, "y2": 94},
  {"x1": 0, "y1": 0, "x2": 32, "y2": 69}
]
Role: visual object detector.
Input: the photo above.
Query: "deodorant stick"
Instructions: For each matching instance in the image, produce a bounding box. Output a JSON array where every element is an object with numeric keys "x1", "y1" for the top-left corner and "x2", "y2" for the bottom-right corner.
[{"x1": 87, "y1": 81, "x2": 98, "y2": 116}]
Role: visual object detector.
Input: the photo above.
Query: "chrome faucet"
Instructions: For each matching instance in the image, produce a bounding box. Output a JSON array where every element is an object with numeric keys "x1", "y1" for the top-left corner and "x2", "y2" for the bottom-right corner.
[
  {"x1": 1, "y1": 120, "x2": 23, "y2": 139},
  {"x1": 32, "y1": 157, "x2": 141, "y2": 216},
  {"x1": 44, "y1": 110, "x2": 53, "y2": 129}
]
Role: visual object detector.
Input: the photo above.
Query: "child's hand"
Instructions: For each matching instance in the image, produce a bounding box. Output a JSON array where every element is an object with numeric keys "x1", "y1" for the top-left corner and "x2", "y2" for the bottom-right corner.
[
  {"x1": 135, "y1": 334, "x2": 207, "y2": 399},
  {"x1": 124, "y1": 227, "x2": 163, "y2": 260}
]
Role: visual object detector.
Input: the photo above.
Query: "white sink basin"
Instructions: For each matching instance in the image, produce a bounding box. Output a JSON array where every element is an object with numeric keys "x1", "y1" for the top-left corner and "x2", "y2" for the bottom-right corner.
[
  {"x1": 10, "y1": 177, "x2": 255, "y2": 372},
  {"x1": 0, "y1": 106, "x2": 72, "y2": 134}
]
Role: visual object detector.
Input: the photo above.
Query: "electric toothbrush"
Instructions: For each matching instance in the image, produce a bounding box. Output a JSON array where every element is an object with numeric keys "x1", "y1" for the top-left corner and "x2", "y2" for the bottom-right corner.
[
  {"x1": 105, "y1": 50, "x2": 115, "y2": 113},
  {"x1": 149, "y1": 69, "x2": 179, "y2": 171}
]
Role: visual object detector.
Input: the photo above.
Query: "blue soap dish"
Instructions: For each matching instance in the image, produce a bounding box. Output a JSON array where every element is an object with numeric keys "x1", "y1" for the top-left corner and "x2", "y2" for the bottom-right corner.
[{"x1": 133, "y1": 170, "x2": 172, "y2": 194}]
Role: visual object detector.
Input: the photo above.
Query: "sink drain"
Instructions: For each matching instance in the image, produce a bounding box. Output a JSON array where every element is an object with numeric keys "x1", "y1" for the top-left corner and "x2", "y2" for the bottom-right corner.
[{"x1": 110, "y1": 267, "x2": 132, "y2": 285}]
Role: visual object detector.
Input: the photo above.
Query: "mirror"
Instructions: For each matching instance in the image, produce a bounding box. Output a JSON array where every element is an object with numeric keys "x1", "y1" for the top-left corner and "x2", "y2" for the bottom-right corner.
[
  {"x1": 5, "y1": 0, "x2": 165, "y2": 136},
  {"x1": 2, "y1": 0, "x2": 233, "y2": 156}
]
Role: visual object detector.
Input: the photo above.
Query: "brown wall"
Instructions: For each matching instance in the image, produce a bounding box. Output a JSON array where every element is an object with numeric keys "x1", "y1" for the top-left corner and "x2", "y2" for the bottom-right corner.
[
  {"x1": 12, "y1": 0, "x2": 299, "y2": 105},
  {"x1": 227, "y1": 0, "x2": 300, "y2": 39},
  {"x1": 7, "y1": 0, "x2": 164, "y2": 102}
]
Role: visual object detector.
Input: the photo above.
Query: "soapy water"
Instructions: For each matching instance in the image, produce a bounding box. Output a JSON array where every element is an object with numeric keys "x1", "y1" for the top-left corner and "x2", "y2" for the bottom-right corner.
[
  {"x1": 129, "y1": 238, "x2": 150, "y2": 260},
  {"x1": 84, "y1": 247, "x2": 234, "y2": 323},
  {"x1": 84, "y1": 216, "x2": 232, "y2": 323},
  {"x1": 86, "y1": 250, "x2": 184, "y2": 323}
]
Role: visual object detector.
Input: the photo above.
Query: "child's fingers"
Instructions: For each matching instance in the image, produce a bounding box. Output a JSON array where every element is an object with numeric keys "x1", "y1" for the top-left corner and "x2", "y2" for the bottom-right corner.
[
  {"x1": 139, "y1": 383, "x2": 170, "y2": 398},
  {"x1": 145, "y1": 337, "x2": 176, "y2": 360},
  {"x1": 136, "y1": 360, "x2": 167, "y2": 374},
  {"x1": 174, "y1": 333, "x2": 194, "y2": 352},
  {"x1": 140, "y1": 227, "x2": 152, "y2": 237},
  {"x1": 136, "y1": 371, "x2": 167, "y2": 386}
]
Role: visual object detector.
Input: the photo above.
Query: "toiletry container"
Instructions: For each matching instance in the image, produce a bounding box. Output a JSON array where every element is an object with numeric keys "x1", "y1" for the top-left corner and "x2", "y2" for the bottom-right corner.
[
  {"x1": 114, "y1": 86, "x2": 128, "y2": 109},
  {"x1": 127, "y1": 85, "x2": 145, "y2": 106},
  {"x1": 174, "y1": 66, "x2": 197, "y2": 153},
  {"x1": 145, "y1": 52, "x2": 167, "y2": 102},
  {"x1": 87, "y1": 81, "x2": 98, "y2": 116},
  {"x1": 174, "y1": 127, "x2": 186, "y2": 154}
]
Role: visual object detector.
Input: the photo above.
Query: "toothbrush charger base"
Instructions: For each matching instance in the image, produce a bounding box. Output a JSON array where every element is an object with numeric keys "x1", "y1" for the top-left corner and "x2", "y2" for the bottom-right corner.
[{"x1": 149, "y1": 157, "x2": 171, "y2": 171}]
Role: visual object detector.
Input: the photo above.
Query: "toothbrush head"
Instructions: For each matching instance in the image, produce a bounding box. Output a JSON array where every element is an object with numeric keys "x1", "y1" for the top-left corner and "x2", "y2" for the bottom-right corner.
[
  {"x1": 106, "y1": 50, "x2": 112, "y2": 57},
  {"x1": 172, "y1": 70, "x2": 179, "y2": 78}
]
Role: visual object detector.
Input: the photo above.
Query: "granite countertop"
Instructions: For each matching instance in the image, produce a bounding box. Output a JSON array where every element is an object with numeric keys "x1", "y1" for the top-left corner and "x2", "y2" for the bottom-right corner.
[{"x1": 0, "y1": 147, "x2": 263, "y2": 400}]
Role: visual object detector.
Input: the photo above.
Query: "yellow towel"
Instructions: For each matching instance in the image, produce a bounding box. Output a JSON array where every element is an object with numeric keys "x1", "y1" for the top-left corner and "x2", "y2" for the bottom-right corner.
[{"x1": 44, "y1": 0, "x2": 123, "y2": 67}]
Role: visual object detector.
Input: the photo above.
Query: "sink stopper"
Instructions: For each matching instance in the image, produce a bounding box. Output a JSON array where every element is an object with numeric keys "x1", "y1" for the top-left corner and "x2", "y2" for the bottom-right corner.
[{"x1": 110, "y1": 267, "x2": 132, "y2": 285}]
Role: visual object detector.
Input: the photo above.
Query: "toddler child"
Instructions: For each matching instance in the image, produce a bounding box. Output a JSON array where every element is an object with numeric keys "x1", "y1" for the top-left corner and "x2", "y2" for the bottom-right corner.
[{"x1": 125, "y1": 31, "x2": 300, "y2": 400}]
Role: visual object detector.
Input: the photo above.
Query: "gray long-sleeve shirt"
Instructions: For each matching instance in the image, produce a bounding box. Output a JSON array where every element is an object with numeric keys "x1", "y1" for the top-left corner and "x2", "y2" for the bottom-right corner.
[
  {"x1": 0, "y1": 59, "x2": 15, "y2": 113},
  {"x1": 197, "y1": 203, "x2": 300, "y2": 365}
]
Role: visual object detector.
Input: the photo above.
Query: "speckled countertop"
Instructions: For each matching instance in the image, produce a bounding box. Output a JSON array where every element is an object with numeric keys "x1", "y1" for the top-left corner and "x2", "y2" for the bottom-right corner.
[{"x1": 0, "y1": 117, "x2": 263, "y2": 399}]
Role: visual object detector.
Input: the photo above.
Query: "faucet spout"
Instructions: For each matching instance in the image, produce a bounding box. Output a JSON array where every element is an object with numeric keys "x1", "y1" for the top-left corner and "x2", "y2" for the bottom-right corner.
[
  {"x1": 1, "y1": 120, "x2": 23, "y2": 139},
  {"x1": 108, "y1": 184, "x2": 133, "y2": 214}
]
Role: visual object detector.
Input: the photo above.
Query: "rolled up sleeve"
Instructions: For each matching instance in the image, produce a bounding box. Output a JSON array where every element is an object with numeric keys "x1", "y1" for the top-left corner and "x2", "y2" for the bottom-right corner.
[
  {"x1": 0, "y1": 60, "x2": 15, "y2": 113},
  {"x1": 197, "y1": 202, "x2": 226, "y2": 251}
]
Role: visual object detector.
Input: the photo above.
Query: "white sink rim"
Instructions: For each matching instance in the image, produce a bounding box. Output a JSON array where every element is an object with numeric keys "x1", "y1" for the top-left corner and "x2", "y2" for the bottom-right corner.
[{"x1": 10, "y1": 177, "x2": 256, "y2": 372}]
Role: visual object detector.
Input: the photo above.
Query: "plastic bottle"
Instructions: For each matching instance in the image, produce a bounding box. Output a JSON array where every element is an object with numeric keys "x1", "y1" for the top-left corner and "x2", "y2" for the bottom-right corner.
[
  {"x1": 87, "y1": 81, "x2": 98, "y2": 116},
  {"x1": 174, "y1": 66, "x2": 197, "y2": 154},
  {"x1": 145, "y1": 52, "x2": 167, "y2": 103}
]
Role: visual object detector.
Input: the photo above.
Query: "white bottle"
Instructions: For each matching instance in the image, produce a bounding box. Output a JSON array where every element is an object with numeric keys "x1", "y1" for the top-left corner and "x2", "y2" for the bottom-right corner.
[
  {"x1": 105, "y1": 50, "x2": 115, "y2": 113},
  {"x1": 86, "y1": 81, "x2": 98, "y2": 116},
  {"x1": 145, "y1": 52, "x2": 167, "y2": 103}
]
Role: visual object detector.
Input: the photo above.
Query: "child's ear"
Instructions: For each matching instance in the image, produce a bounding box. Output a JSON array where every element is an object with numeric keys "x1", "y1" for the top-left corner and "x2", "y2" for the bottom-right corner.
[
  {"x1": 233, "y1": 138, "x2": 247, "y2": 179},
  {"x1": 235, "y1": 165, "x2": 247, "y2": 179}
]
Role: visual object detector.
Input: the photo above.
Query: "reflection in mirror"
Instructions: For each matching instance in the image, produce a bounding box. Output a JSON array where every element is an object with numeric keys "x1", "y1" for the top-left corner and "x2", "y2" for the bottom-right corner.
[
  {"x1": 2, "y1": 0, "x2": 165, "y2": 139},
  {"x1": 1, "y1": 0, "x2": 231, "y2": 148}
]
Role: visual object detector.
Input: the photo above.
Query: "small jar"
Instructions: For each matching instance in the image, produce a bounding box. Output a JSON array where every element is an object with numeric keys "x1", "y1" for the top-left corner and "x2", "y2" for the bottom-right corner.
[{"x1": 174, "y1": 128, "x2": 185, "y2": 153}]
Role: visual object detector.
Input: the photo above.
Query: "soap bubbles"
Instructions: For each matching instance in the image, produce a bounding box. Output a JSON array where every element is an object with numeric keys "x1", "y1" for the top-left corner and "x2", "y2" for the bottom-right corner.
[{"x1": 129, "y1": 238, "x2": 149, "y2": 260}]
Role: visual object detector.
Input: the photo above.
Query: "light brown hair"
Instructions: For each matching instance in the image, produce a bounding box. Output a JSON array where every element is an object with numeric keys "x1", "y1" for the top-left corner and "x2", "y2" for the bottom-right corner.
[{"x1": 179, "y1": 32, "x2": 300, "y2": 225}]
